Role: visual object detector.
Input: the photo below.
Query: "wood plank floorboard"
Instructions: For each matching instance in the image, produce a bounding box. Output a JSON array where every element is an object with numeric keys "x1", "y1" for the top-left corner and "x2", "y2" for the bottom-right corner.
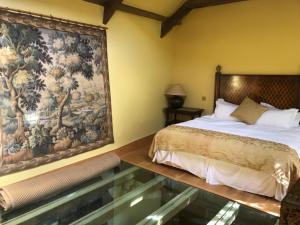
[{"x1": 114, "y1": 135, "x2": 281, "y2": 217}]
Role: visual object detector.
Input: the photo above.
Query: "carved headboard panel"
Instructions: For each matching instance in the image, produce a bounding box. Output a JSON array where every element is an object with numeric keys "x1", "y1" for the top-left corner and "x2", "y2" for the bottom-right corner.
[{"x1": 214, "y1": 65, "x2": 300, "y2": 109}]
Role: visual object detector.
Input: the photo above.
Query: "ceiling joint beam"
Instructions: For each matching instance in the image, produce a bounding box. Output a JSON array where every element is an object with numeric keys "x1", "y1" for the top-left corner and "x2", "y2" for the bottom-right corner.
[
  {"x1": 160, "y1": 0, "x2": 247, "y2": 38},
  {"x1": 84, "y1": 0, "x2": 166, "y2": 22},
  {"x1": 103, "y1": 0, "x2": 123, "y2": 24},
  {"x1": 117, "y1": 4, "x2": 166, "y2": 22},
  {"x1": 160, "y1": 1, "x2": 193, "y2": 38},
  {"x1": 189, "y1": 0, "x2": 247, "y2": 8}
]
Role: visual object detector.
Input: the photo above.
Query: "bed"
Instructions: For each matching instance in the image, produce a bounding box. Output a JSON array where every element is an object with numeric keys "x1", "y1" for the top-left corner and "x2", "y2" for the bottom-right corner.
[{"x1": 149, "y1": 66, "x2": 300, "y2": 201}]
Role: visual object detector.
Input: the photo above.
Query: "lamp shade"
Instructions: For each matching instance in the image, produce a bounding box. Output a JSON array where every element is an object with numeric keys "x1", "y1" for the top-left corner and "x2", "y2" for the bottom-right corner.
[{"x1": 165, "y1": 84, "x2": 186, "y2": 96}]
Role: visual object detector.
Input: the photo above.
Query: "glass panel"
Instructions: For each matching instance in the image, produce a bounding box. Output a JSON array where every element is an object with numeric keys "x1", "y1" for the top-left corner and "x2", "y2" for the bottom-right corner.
[
  {"x1": 161, "y1": 189, "x2": 231, "y2": 225},
  {"x1": 230, "y1": 205, "x2": 279, "y2": 225},
  {"x1": 1, "y1": 162, "x2": 279, "y2": 225},
  {"x1": 2, "y1": 163, "x2": 155, "y2": 225}
]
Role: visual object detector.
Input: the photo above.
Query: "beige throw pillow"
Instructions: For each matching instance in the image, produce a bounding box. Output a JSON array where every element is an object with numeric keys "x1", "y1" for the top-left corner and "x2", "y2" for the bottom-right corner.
[{"x1": 231, "y1": 97, "x2": 267, "y2": 124}]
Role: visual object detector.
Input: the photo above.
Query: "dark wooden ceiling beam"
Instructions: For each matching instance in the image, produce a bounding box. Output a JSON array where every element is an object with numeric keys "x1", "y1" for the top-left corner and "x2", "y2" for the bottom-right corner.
[
  {"x1": 161, "y1": 1, "x2": 193, "y2": 38},
  {"x1": 161, "y1": 0, "x2": 246, "y2": 38},
  {"x1": 103, "y1": 0, "x2": 123, "y2": 24},
  {"x1": 189, "y1": 0, "x2": 247, "y2": 8},
  {"x1": 84, "y1": 0, "x2": 166, "y2": 22},
  {"x1": 117, "y1": 4, "x2": 166, "y2": 21},
  {"x1": 86, "y1": 0, "x2": 109, "y2": 4},
  {"x1": 84, "y1": 0, "x2": 247, "y2": 37}
]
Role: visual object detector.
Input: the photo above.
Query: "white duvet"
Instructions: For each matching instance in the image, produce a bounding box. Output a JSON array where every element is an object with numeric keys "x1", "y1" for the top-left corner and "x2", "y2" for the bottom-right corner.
[{"x1": 178, "y1": 115, "x2": 300, "y2": 158}]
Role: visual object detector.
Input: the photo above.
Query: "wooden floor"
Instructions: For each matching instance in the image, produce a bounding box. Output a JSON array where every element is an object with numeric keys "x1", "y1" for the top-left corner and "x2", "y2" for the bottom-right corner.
[{"x1": 114, "y1": 135, "x2": 281, "y2": 217}]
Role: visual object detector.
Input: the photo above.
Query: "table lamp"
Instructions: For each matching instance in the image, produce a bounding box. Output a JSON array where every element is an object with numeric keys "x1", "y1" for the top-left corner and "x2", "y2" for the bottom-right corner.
[{"x1": 165, "y1": 84, "x2": 186, "y2": 108}]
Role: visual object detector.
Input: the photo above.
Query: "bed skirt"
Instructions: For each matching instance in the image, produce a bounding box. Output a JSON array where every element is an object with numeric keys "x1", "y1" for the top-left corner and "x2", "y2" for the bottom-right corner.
[{"x1": 153, "y1": 150, "x2": 279, "y2": 200}]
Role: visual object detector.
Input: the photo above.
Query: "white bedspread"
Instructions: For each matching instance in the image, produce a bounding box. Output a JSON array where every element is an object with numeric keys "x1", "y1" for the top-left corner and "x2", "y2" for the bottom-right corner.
[
  {"x1": 153, "y1": 115, "x2": 300, "y2": 200},
  {"x1": 178, "y1": 115, "x2": 300, "y2": 157}
]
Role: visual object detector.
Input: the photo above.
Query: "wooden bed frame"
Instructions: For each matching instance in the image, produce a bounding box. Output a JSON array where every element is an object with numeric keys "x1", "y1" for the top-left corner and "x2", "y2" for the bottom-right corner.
[{"x1": 214, "y1": 65, "x2": 300, "y2": 109}]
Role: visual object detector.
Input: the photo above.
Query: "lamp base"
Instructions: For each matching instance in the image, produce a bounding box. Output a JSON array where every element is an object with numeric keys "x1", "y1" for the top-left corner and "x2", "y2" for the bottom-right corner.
[{"x1": 169, "y1": 96, "x2": 184, "y2": 109}]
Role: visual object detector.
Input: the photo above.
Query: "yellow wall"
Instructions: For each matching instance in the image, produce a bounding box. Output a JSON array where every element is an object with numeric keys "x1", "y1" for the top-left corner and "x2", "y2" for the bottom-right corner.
[
  {"x1": 172, "y1": 0, "x2": 300, "y2": 113},
  {"x1": 0, "y1": 0, "x2": 174, "y2": 185}
]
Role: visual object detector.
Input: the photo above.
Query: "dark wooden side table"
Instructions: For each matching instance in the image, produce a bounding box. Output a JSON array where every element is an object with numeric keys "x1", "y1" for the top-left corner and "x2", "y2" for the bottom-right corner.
[
  {"x1": 164, "y1": 107, "x2": 204, "y2": 126},
  {"x1": 280, "y1": 179, "x2": 300, "y2": 225}
]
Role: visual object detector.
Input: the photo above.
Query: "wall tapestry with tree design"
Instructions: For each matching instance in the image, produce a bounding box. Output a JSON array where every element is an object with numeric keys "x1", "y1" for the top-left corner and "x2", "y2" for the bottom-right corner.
[{"x1": 0, "y1": 8, "x2": 113, "y2": 175}]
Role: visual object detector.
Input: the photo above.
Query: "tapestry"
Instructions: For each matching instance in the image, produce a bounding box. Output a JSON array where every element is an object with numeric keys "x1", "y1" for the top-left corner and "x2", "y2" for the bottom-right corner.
[{"x1": 0, "y1": 8, "x2": 114, "y2": 175}]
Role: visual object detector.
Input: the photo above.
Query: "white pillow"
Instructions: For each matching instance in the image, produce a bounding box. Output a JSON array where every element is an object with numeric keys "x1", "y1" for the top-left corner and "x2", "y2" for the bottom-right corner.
[
  {"x1": 294, "y1": 113, "x2": 300, "y2": 127},
  {"x1": 260, "y1": 102, "x2": 276, "y2": 109},
  {"x1": 260, "y1": 102, "x2": 300, "y2": 127},
  {"x1": 214, "y1": 99, "x2": 239, "y2": 121}
]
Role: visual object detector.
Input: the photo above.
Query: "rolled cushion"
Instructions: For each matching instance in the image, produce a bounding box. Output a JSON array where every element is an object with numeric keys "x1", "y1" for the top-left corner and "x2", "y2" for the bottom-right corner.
[
  {"x1": 0, "y1": 152, "x2": 120, "y2": 211},
  {"x1": 231, "y1": 97, "x2": 267, "y2": 124}
]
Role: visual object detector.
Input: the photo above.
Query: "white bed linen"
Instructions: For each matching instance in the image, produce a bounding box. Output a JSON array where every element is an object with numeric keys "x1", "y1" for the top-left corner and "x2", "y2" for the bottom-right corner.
[
  {"x1": 179, "y1": 115, "x2": 300, "y2": 157},
  {"x1": 152, "y1": 115, "x2": 300, "y2": 200}
]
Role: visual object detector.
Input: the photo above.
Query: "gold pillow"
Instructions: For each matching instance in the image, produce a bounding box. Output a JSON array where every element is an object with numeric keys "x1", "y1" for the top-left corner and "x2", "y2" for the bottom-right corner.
[{"x1": 231, "y1": 97, "x2": 267, "y2": 124}]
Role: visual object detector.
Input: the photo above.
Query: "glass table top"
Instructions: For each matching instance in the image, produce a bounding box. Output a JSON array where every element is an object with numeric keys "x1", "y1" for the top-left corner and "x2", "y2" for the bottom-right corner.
[{"x1": 1, "y1": 162, "x2": 279, "y2": 225}]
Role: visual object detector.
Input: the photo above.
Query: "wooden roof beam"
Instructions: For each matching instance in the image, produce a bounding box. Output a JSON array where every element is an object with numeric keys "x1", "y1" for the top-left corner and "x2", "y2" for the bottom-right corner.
[
  {"x1": 161, "y1": 0, "x2": 247, "y2": 38},
  {"x1": 189, "y1": 0, "x2": 247, "y2": 8},
  {"x1": 84, "y1": 0, "x2": 166, "y2": 22},
  {"x1": 160, "y1": 1, "x2": 193, "y2": 38},
  {"x1": 117, "y1": 4, "x2": 166, "y2": 21},
  {"x1": 103, "y1": 0, "x2": 123, "y2": 24}
]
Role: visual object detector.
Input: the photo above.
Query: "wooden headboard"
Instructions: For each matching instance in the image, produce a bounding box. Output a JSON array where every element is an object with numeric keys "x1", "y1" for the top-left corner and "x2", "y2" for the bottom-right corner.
[{"x1": 214, "y1": 65, "x2": 300, "y2": 109}]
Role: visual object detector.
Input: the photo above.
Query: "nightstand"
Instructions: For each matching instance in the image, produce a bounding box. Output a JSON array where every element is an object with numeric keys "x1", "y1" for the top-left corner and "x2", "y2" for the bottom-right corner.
[{"x1": 164, "y1": 107, "x2": 204, "y2": 126}]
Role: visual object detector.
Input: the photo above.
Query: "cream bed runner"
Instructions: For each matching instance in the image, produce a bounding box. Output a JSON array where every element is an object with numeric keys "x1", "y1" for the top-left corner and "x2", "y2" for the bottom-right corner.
[
  {"x1": 149, "y1": 125, "x2": 300, "y2": 195},
  {"x1": 0, "y1": 152, "x2": 120, "y2": 211}
]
